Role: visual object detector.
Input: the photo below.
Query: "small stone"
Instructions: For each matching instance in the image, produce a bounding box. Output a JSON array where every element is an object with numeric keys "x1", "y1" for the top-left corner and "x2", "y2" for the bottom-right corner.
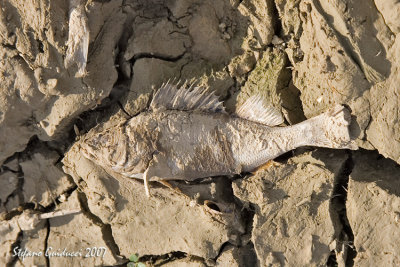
[
  {"x1": 394, "y1": 212, "x2": 400, "y2": 223},
  {"x1": 223, "y1": 33, "x2": 231, "y2": 40},
  {"x1": 46, "y1": 78, "x2": 58, "y2": 89},
  {"x1": 189, "y1": 200, "x2": 197, "y2": 207},
  {"x1": 271, "y1": 35, "x2": 284, "y2": 45},
  {"x1": 58, "y1": 194, "x2": 67, "y2": 203}
]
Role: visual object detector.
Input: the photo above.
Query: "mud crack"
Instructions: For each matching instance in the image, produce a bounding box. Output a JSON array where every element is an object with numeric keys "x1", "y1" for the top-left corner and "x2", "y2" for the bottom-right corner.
[
  {"x1": 328, "y1": 151, "x2": 357, "y2": 266},
  {"x1": 130, "y1": 52, "x2": 186, "y2": 65},
  {"x1": 77, "y1": 191, "x2": 124, "y2": 264},
  {"x1": 44, "y1": 219, "x2": 50, "y2": 267},
  {"x1": 137, "y1": 251, "x2": 206, "y2": 267},
  {"x1": 6, "y1": 231, "x2": 23, "y2": 267}
]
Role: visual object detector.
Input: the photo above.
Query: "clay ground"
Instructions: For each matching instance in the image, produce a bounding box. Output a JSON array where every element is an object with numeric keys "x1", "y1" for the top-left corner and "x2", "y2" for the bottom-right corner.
[{"x1": 1, "y1": 0, "x2": 400, "y2": 266}]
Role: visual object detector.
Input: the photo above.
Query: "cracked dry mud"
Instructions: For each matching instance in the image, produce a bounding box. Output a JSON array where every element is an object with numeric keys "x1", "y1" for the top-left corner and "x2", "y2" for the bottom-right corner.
[{"x1": 1, "y1": 0, "x2": 400, "y2": 266}]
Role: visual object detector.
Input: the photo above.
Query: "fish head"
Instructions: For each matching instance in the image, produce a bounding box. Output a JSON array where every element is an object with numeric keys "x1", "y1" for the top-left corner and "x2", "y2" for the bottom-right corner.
[{"x1": 80, "y1": 127, "x2": 127, "y2": 168}]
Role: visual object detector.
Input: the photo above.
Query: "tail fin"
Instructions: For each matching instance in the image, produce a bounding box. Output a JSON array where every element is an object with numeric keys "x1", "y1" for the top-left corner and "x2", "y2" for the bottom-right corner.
[{"x1": 308, "y1": 105, "x2": 358, "y2": 150}]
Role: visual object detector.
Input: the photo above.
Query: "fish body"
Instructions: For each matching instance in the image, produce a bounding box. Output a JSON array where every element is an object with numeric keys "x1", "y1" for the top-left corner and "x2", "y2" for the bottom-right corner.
[{"x1": 80, "y1": 83, "x2": 357, "y2": 195}]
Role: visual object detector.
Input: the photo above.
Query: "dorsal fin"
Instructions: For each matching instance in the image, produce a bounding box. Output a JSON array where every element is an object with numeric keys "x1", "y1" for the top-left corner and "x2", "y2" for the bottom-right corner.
[
  {"x1": 235, "y1": 95, "x2": 284, "y2": 126},
  {"x1": 150, "y1": 81, "x2": 225, "y2": 113}
]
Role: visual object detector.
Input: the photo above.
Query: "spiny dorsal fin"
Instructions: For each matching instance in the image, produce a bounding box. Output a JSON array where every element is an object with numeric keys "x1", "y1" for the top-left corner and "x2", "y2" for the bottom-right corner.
[
  {"x1": 235, "y1": 95, "x2": 284, "y2": 126},
  {"x1": 150, "y1": 81, "x2": 225, "y2": 113}
]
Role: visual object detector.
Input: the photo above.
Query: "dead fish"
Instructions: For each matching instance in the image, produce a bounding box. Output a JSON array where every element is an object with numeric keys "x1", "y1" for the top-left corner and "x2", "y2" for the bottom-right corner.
[{"x1": 80, "y1": 82, "x2": 357, "y2": 196}]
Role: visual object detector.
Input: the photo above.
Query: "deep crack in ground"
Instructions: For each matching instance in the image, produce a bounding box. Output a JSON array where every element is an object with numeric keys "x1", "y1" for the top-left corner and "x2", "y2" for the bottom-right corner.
[
  {"x1": 328, "y1": 151, "x2": 357, "y2": 266},
  {"x1": 77, "y1": 191, "x2": 125, "y2": 264}
]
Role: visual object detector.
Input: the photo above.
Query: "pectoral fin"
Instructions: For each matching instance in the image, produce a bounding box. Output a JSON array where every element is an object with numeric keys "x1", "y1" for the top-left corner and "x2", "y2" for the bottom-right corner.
[{"x1": 141, "y1": 153, "x2": 175, "y2": 197}]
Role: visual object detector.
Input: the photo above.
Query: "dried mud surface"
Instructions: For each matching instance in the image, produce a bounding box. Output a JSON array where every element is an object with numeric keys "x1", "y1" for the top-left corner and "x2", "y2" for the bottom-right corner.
[{"x1": 1, "y1": 0, "x2": 400, "y2": 266}]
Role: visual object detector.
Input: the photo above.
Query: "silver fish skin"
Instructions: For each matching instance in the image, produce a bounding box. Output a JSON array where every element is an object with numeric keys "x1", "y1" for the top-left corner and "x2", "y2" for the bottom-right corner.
[{"x1": 80, "y1": 105, "x2": 356, "y2": 185}]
